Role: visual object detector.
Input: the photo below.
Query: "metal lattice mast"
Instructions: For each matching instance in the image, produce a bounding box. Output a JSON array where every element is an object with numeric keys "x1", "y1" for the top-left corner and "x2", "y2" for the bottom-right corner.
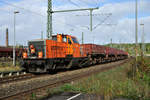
[
  {"x1": 135, "y1": 0, "x2": 138, "y2": 61},
  {"x1": 47, "y1": 0, "x2": 52, "y2": 39}
]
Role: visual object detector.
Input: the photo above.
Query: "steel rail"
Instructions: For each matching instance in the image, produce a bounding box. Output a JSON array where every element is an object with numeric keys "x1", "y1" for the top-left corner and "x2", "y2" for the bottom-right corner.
[{"x1": 0, "y1": 73, "x2": 35, "y2": 84}]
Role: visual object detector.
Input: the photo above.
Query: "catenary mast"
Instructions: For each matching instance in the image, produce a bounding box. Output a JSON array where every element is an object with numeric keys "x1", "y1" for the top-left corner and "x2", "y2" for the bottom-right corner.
[{"x1": 47, "y1": 0, "x2": 52, "y2": 39}]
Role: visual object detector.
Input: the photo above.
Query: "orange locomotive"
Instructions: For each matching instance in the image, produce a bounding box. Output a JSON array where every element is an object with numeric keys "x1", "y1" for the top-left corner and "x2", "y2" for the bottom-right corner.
[
  {"x1": 22, "y1": 34, "x2": 87, "y2": 73},
  {"x1": 21, "y1": 34, "x2": 128, "y2": 73}
]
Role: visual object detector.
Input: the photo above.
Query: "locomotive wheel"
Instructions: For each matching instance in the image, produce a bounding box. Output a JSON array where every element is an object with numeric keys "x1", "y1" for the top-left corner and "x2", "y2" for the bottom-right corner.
[
  {"x1": 52, "y1": 64, "x2": 57, "y2": 74},
  {"x1": 92, "y1": 58, "x2": 97, "y2": 65},
  {"x1": 47, "y1": 64, "x2": 57, "y2": 74},
  {"x1": 99, "y1": 58, "x2": 102, "y2": 64}
]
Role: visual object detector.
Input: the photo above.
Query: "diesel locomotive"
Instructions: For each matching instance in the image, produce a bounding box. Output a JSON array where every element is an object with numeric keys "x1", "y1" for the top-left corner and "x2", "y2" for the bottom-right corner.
[{"x1": 21, "y1": 34, "x2": 128, "y2": 73}]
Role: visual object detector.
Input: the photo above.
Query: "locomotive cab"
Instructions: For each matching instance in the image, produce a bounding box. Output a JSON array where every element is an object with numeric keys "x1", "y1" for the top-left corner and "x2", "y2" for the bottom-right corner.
[{"x1": 28, "y1": 40, "x2": 45, "y2": 58}]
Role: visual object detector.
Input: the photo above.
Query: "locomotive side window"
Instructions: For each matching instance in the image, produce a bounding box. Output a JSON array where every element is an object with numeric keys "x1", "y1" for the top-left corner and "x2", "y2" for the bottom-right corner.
[
  {"x1": 63, "y1": 36, "x2": 67, "y2": 42},
  {"x1": 72, "y1": 37, "x2": 79, "y2": 44},
  {"x1": 52, "y1": 36, "x2": 57, "y2": 41}
]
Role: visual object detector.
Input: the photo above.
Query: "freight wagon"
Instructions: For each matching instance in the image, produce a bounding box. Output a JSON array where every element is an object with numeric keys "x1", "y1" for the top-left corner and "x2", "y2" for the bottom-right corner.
[{"x1": 0, "y1": 47, "x2": 23, "y2": 58}]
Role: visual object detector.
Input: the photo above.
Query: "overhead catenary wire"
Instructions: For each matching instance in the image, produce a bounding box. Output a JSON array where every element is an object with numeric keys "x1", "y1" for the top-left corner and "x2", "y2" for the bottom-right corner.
[
  {"x1": 66, "y1": 0, "x2": 112, "y2": 26},
  {"x1": 96, "y1": 0, "x2": 101, "y2": 7},
  {"x1": 0, "y1": 8, "x2": 11, "y2": 13},
  {"x1": 76, "y1": 13, "x2": 112, "y2": 16},
  {"x1": 67, "y1": 0, "x2": 89, "y2": 14},
  {"x1": 76, "y1": 0, "x2": 112, "y2": 26},
  {"x1": 77, "y1": 0, "x2": 99, "y2": 7},
  {"x1": 66, "y1": 0, "x2": 103, "y2": 30},
  {"x1": 93, "y1": 14, "x2": 112, "y2": 30},
  {"x1": 52, "y1": 0, "x2": 93, "y2": 31},
  {"x1": 0, "y1": 0, "x2": 78, "y2": 30},
  {"x1": 0, "y1": 0, "x2": 100, "y2": 27},
  {"x1": 0, "y1": 0, "x2": 101, "y2": 33},
  {"x1": 67, "y1": 0, "x2": 81, "y2": 7},
  {"x1": 0, "y1": 0, "x2": 46, "y2": 17}
]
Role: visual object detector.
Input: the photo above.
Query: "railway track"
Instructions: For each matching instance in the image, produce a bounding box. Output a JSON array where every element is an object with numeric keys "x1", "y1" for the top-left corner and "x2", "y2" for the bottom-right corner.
[
  {"x1": 0, "y1": 59, "x2": 126, "y2": 85},
  {"x1": 0, "y1": 59, "x2": 122, "y2": 85},
  {"x1": 0, "y1": 73, "x2": 35, "y2": 84},
  {"x1": 0, "y1": 59, "x2": 130, "y2": 100}
]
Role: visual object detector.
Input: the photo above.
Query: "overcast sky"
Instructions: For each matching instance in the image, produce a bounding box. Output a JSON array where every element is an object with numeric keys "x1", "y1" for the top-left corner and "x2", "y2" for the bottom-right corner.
[{"x1": 0, "y1": 0, "x2": 149, "y2": 46}]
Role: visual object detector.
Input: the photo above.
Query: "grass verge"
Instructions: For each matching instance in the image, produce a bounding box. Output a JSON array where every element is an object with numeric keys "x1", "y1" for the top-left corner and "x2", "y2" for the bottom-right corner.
[
  {"x1": 0, "y1": 58, "x2": 21, "y2": 72},
  {"x1": 56, "y1": 59, "x2": 150, "y2": 100},
  {"x1": 0, "y1": 66, "x2": 21, "y2": 72}
]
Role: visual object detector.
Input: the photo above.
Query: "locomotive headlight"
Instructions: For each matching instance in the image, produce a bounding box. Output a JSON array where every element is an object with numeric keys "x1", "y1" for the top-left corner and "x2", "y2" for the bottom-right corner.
[
  {"x1": 23, "y1": 52, "x2": 28, "y2": 58},
  {"x1": 38, "y1": 52, "x2": 43, "y2": 58},
  {"x1": 31, "y1": 48, "x2": 35, "y2": 54}
]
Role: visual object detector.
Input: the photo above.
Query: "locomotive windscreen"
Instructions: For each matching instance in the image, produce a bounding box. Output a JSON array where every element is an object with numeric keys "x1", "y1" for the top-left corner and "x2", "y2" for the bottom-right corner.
[{"x1": 28, "y1": 40, "x2": 45, "y2": 58}]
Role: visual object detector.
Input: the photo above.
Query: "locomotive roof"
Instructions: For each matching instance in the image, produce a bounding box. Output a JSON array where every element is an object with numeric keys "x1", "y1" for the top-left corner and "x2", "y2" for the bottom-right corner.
[
  {"x1": 28, "y1": 34, "x2": 77, "y2": 42},
  {"x1": 28, "y1": 39, "x2": 45, "y2": 42},
  {"x1": 52, "y1": 34, "x2": 76, "y2": 38}
]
